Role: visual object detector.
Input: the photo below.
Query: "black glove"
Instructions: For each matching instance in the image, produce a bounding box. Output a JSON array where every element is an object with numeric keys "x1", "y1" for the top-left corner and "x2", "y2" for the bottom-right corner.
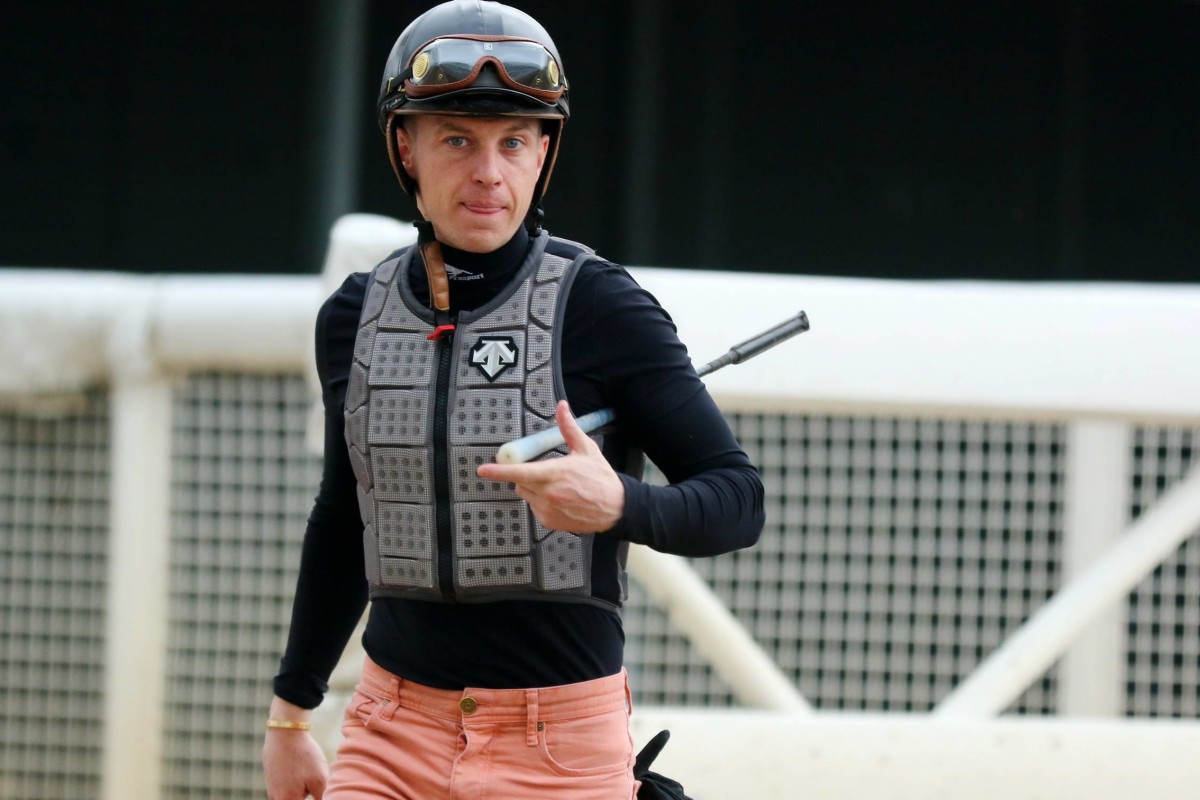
[{"x1": 634, "y1": 730, "x2": 693, "y2": 800}]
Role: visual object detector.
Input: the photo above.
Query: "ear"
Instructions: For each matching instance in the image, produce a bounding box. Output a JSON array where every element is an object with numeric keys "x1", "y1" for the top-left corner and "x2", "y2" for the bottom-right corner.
[
  {"x1": 395, "y1": 125, "x2": 417, "y2": 178},
  {"x1": 536, "y1": 131, "x2": 550, "y2": 173}
]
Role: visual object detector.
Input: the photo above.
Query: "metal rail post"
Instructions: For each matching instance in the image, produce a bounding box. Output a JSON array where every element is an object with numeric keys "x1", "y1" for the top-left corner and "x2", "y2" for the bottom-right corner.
[
  {"x1": 1060, "y1": 420, "x2": 1131, "y2": 716},
  {"x1": 101, "y1": 290, "x2": 172, "y2": 800}
]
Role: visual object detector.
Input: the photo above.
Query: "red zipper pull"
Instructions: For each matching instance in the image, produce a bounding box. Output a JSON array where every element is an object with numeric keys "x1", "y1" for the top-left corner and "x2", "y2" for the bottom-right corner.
[{"x1": 426, "y1": 323, "x2": 456, "y2": 341}]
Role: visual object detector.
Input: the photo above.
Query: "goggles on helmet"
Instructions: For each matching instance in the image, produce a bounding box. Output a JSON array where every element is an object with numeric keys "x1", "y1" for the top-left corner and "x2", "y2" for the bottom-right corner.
[{"x1": 402, "y1": 35, "x2": 565, "y2": 105}]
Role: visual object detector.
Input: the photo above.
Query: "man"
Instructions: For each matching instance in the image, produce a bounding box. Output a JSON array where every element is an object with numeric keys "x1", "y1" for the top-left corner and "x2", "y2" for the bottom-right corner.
[{"x1": 262, "y1": 2, "x2": 763, "y2": 798}]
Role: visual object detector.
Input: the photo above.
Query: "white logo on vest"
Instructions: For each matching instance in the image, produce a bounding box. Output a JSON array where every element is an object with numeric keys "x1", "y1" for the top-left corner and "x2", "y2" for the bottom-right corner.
[
  {"x1": 445, "y1": 264, "x2": 484, "y2": 281},
  {"x1": 469, "y1": 336, "x2": 519, "y2": 382}
]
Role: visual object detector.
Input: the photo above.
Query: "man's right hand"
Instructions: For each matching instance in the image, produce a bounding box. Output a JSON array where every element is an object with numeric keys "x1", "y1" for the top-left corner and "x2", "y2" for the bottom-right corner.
[{"x1": 262, "y1": 697, "x2": 329, "y2": 800}]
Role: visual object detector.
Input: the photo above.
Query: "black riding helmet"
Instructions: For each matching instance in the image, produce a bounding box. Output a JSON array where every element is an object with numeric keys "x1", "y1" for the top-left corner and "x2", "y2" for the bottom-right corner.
[{"x1": 377, "y1": 0, "x2": 571, "y2": 220}]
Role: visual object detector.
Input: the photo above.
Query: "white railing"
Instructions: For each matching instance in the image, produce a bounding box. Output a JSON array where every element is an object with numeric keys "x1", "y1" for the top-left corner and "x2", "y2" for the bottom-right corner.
[{"x1": 3, "y1": 213, "x2": 1200, "y2": 799}]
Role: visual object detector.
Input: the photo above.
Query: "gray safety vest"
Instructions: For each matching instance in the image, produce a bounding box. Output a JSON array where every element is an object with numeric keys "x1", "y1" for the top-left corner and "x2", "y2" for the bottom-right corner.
[{"x1": 344, "y1": 233, "x2": 625, "y2": 609}]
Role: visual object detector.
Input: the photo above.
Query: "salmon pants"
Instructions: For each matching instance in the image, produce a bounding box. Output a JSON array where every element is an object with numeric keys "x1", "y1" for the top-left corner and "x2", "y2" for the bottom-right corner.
[{"x1": 325, "y1": 657, "x2": 640, "y2": 800}]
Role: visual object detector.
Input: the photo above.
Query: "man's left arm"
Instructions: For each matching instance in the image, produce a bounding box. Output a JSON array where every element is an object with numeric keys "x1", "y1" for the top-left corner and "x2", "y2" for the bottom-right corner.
[
  {"x1": 477, "y1": 389, "x2": 763, "y2": 555},
  {"x1": 478, "y1": 263, "x2": 765, "y2": 556},
  {"x1": 610, "y1": 384, "x2": 765, "y2": 556}
]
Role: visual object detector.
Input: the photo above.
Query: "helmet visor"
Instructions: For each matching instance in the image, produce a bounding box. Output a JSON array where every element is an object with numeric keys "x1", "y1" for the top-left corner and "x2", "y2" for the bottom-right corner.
[{"x1": 404, "y1": 36, "x2": 564, "y2": 105}]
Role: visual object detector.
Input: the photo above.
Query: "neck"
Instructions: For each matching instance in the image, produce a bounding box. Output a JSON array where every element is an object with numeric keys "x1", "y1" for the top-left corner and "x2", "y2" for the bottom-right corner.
[
  {"x1": 440, "y1": 226, "x2": 531, "y2": 276},
  {"x1": 410, "y1": 226, "x2": 535, "y2": 313}
]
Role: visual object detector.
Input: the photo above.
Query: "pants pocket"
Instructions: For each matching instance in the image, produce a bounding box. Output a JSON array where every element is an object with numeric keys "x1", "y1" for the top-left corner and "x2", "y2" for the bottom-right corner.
[
  {"x1": 537, "y1": 705, "x2": 633, "y2": 777},
  {"x1": 344, "y1": 684, "x2": 392, "y2": 729}
]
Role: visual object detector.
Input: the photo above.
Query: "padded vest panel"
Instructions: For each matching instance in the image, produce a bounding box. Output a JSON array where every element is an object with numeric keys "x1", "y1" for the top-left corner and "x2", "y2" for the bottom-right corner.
[{"x1": 344, "y1": 237, "x2": 621, "y2": 608}]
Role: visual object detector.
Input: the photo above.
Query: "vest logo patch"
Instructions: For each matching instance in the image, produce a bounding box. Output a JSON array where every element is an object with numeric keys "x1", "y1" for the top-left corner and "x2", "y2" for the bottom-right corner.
[{"x1": 470, "y1": 336, "x2": 519, "y2": 382}]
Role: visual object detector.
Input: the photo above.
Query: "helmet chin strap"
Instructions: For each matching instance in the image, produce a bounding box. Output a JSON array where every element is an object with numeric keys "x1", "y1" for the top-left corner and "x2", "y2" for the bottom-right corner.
[
  {"x1": 414, "y1": 219, "x2": 451, "y2": 312},
  {"x1": 526, "y1": 204, "x2": 545, "y2": 235}
]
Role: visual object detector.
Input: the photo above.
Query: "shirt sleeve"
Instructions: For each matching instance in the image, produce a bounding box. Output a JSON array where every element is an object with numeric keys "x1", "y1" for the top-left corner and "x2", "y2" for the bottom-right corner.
[
  {"x1": 563, "y1": 261, "x2": 766, "y2": 557},
  {"x1": 272, "y1": 273, "x2": 371, "y2": 708}
]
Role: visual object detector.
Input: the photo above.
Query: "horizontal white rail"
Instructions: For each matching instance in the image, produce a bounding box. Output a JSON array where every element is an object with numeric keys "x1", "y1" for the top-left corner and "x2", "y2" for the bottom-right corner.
[
  {"x1": 627, "y1": 710, "x2": 1200, "y2": 799},
  {"x1": 5, "y1": 219, "x2": 1200, "y2": 423},
  {"x1": 646, "y1": 270, "x2": 1200, "y2": 424}
]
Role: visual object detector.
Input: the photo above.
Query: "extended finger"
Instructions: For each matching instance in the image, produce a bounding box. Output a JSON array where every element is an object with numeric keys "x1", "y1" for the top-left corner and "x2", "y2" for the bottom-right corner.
[
  {"x1": 555, "y1": 400, "x2": 595, "y2": 454},
  {"x1": 476, "y1": 459, "x2": 553, "y2": 484}
]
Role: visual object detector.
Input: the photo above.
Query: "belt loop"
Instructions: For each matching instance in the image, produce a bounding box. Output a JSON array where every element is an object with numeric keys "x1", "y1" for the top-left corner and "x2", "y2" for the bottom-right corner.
[
  {"x1": 623, "y1": 669, "x2": 634, "y2": 714},
  {"x1": 525, "y1": 689, "x2": 539, "y2": 747},
  {"x1": 380, "y1": 674, "x2": 400, "y2": 721}
]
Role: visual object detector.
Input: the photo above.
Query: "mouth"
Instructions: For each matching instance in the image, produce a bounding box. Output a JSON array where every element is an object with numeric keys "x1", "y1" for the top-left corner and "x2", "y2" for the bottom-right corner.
[{"x1": 461, "y1": 201, "x2": 506, "y2": 215}]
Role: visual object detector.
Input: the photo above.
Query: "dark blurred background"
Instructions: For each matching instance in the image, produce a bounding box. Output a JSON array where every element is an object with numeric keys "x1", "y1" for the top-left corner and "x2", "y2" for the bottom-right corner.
[{"x1": 2, "y1": 0, "x2": 1196, "y2": 280}]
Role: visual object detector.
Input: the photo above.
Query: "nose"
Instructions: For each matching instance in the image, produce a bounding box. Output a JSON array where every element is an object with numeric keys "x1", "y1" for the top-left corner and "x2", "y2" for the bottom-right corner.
[{"x1": 471, "y1": 147, "x2": 503, "y2": 187}]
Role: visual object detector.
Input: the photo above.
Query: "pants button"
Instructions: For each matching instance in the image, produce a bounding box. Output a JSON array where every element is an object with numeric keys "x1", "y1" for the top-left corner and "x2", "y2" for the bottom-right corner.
[{"x1": 459, "y1": 697, "x2": 478, "y2": 714}]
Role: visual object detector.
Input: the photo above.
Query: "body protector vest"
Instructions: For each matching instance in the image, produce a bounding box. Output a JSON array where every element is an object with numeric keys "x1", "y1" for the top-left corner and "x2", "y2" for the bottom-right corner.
[{"x1": 344, "y1": 233, "x2": 631, "y2": 610}]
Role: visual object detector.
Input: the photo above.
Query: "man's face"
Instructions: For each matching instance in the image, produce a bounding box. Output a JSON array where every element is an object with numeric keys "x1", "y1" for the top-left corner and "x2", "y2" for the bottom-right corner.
[{"x1": 396, "y1": 115, "x2": 550, "y2": 253}]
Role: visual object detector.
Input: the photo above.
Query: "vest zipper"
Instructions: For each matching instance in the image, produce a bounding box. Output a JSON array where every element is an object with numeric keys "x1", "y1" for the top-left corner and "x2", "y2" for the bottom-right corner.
[{"x1": 433, "y1": 319, "x2": 456, "y2": 601}]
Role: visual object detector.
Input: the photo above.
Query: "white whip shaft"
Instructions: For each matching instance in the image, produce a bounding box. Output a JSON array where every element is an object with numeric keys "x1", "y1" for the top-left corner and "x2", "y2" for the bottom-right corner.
[
  {"x1": 494, "y1": 408, "x2": 615, "y2": 464},
  {"x1": 494, "y1": 310, "x2": 809, "y2": 464}
]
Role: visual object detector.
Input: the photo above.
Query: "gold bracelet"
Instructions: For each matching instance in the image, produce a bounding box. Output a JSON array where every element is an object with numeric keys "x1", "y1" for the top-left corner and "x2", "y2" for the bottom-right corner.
[{"x1": 266, "y1": 719, "x2": 312, "y2": 731}]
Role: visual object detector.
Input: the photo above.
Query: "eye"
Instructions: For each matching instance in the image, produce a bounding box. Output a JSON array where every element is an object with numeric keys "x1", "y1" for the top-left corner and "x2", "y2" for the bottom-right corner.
[
  {"x1": 503, "y1": 137, "x2": 524, "y2": 150},
  {"x1": 447, "y1": 136, "x2": 468, "y2": 148}
]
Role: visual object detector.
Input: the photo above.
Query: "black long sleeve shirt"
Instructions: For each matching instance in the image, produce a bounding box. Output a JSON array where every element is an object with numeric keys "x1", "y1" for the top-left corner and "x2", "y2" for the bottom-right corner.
[{"x1": 273, "y1": 228, "x2": 764, "y2": 707}]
